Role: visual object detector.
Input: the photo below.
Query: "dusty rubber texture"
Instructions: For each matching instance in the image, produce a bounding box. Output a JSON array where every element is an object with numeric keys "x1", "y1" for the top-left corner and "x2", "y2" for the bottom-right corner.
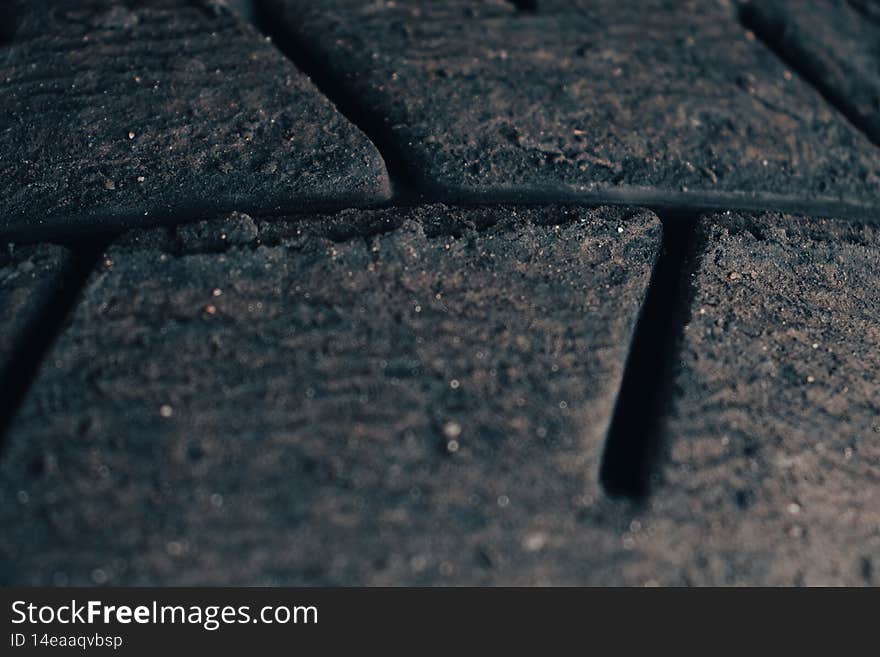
[
  {"x1": 0, "y1": 205, "x2": 662, "y2": 585},
  {"x1": 632, "y1": 213, "x2": 880, "y2": 585},
  {"x1": 262, "y1": 0, "x2": 880, "y2": 208},
  {"x1": 0, "y1": 244, "x2": 73, "y2": 383},
  {"x1": 742, "y1": 0, "x2": 880, "y2": 145},
  {"x1": 0, "y1": 0, "x2": 390, "y2": 241}
]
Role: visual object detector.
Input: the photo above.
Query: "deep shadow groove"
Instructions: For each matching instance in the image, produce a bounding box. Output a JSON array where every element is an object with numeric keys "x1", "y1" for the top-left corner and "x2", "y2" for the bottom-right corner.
[
  {"x1": 739, "y1": 3, "x2": 880, "y2": 146},
  {"x1": 0, "y1": 2, "x2": 19, "y2": 45},
  {"x1": 0, "y1": 240, "x2": 106, "y2": 453},
  {"x1": 600, "y1": 210, "x2": 701, "y2": 501},
  {"x1": 250, "y1": 1, "x2": 420, "y2": 199},
  {"x1": 507, "y1": 0, "x2": 539, "y2": 12}
]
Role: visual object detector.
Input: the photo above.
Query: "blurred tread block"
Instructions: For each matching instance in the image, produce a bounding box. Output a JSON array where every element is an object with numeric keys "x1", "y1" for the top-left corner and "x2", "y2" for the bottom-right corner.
[
  {"x1": 743, "y1": 0, "x2": 880, "y2": 144},
  {"x1": 0, "y1": 243, "x2": 73, "y2": 386}
]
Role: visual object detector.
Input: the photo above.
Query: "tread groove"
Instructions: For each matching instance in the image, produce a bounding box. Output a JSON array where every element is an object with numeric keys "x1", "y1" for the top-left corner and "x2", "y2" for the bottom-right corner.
[
  {"x1": 251, "y1": 0, "x2": 420, "y2": 199},
  {"x1": 0, "y1": 241, "x2": 107, "y2": 455},
  {"x1": 599, "y1": 210, "x2": 700, "y2": 500}
]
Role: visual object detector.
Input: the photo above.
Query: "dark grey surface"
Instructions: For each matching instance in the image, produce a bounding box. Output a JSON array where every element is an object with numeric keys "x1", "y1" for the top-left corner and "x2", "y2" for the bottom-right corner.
[
  {"x1": 0, "y1": 205, "x2": 661, "y2": 585},
  {"x1": 0, "y1": 0, "x2": 390, "y2": 240},
  {"x1": 2, "y1": 0, "x2": 880, "y2": 588},
  {"x1": 263, "y1": 0, "x2": 880, "y2": 210}
]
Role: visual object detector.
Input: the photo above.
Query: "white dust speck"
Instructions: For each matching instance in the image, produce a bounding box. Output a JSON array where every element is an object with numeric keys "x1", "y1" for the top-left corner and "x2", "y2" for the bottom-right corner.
[
  {"x1": 443, "y1": 421, "x2": 462, "y2": 439},
  {"x1": 522, "y1": 532, "x2": 547, "y2": 552}
]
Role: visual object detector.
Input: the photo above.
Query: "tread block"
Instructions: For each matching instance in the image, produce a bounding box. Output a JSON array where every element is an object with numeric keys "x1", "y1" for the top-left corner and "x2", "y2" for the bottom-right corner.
[
  {"x1": 0, "y1": 205, "x2": 660, "y2": 585},
  {"x1": 263, "y1": 0, "x2": 880, "y2": 207},
  {"x1": 636, "y1": 213, "x2": 880, "y2": 585},
  {"x1": 0, "y1": 0, "x2": 390, "y2": 239}
]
